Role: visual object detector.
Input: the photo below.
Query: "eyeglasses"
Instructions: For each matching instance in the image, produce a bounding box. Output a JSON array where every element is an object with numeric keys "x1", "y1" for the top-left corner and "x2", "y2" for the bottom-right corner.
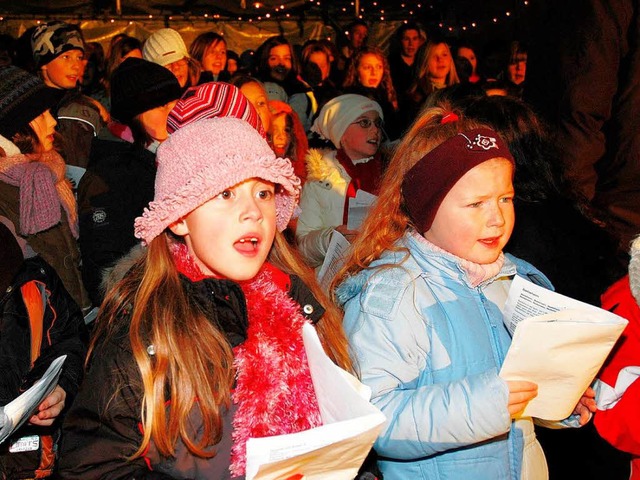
[
  {"x1": 166, "y1": 58, "x2": 189, "y2": 72},
  {"x1": 352, "y1": 117, "x2": 383, "y2": 129}
]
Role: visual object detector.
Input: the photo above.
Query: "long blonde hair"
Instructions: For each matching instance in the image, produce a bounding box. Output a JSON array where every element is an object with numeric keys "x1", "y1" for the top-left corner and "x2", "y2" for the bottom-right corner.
[
  {"x1": 408, "y1": 42, "x2": 460, "y2": 103},
  {"x1": 90, "y1": 229, "x2": 352, "y2": 459},
  {"x1": 331, "y1": 104, "x2": 486, "y2": 288}
]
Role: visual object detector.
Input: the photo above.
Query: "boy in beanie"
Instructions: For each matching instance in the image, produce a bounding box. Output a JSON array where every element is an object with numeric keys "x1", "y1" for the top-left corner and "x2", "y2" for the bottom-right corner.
[
  {"x1": 32, "y1": 21, "x2": 85, "y2": 90},
  {"x1": 31, "y1": 21, "x2": 107, "y2": 168}
]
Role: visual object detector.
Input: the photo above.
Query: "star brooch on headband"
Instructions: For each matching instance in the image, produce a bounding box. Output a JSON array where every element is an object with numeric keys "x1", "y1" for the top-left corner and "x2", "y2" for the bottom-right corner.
[{"x1": 461, "y1": 133, "x2": 499, "y2": 151}]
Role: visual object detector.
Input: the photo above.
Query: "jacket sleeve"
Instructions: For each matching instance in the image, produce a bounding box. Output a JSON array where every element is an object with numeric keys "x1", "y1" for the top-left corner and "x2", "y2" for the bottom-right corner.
[
  {"x1": 593, "y1": 276, "x2": 640, "y2": 456},
  {"x1": 58, "y1": 336, "x2": 175, "y2": 480},
  {"x1": 342, "y1": 279, "x2": 511, "y2": 461},
  {"x1": 296, "y1": 181, "x2": 336, "y2": 268},
  {"x1": 23, "y1": 258, "x2": 89, "y2": 402},
  {"x1": 548, "y1": 0, "x2": 633, "y2": 200}
]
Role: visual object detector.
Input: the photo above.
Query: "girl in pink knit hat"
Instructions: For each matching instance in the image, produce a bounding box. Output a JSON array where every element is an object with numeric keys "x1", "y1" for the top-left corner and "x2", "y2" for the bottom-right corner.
[{"x1": 58, "y1": 117, "x2": 355, "y2": 479}]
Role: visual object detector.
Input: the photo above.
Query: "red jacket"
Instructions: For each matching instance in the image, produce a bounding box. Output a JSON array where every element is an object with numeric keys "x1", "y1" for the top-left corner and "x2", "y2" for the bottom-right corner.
[{"x1": 596, "y1": 275, "x2": 640, "y2": 478}]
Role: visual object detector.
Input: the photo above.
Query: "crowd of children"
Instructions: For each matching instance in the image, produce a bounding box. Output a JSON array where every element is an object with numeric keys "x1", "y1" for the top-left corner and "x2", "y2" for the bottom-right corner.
[{"x1": 0, "y1": 16, "x2": 638, "y2": 480}]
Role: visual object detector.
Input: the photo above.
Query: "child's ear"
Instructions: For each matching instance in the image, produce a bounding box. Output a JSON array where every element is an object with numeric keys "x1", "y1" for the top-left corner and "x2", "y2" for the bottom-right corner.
[{"x1": 168, "y1": 218, "x2": 189, "y2": 237}]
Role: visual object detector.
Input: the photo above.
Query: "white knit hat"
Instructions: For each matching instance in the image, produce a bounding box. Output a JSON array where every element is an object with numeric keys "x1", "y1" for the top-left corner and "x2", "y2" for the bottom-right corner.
[
  {"x1": 142, "y1": 28, "x2": 190, "y2": 67},
  {"x1": 311, "y1": 93, "x2": 383, "y2": 148}
]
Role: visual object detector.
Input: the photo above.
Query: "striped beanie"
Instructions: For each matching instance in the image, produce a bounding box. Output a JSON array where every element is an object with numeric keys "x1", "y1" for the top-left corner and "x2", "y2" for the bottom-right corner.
[
  {"x1": 0, "y1": 66, "x2": 61, "y2": 139},
  {"x1": 167, "y1": 82, "x2": 265, "y2": 137}
]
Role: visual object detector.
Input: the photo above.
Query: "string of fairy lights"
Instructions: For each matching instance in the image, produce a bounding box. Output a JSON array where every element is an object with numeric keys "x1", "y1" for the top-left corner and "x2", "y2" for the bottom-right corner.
[
  {"x1": 0, "y1": 0, "x2": 532, "y2": 27},
  {"x1": 0, "y1": 0, "x2": 532, "y2": 39}
]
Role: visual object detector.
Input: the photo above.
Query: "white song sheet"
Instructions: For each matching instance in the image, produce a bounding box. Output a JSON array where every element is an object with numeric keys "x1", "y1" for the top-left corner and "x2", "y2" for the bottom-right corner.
[
  {"x1": 499, "y1": 276, "x2": 627, "y2": 420},
  {"x1": 245, "y1": 324, "x2": 386, "y2": 480},
  {"x1": 317, "y1": 231, "x2": 351, "y2": 293}
]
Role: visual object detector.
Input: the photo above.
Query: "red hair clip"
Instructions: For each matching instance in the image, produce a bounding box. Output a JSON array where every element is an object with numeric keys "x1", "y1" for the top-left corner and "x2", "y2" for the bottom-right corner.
[{"x1": 441, "y1": 112, "x2": 459, "y2": 124}]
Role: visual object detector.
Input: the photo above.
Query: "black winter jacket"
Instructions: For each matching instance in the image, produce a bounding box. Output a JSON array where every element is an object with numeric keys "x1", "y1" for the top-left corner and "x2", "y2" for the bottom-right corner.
[
  {"x1": 0, "y1": 257, "x2": 89, "y2": 479},
  {"x1": 58, "y1": 273, "x2": 324, "y2": 480},
  {"x1": 78, "y1": 134, "x2": 156, "y2": 306}
]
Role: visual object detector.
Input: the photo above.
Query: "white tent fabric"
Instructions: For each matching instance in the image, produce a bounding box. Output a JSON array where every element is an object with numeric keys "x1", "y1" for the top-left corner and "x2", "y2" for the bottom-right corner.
[{"x1": 0, "y1": 18, "x2": 400, "y2": 53}]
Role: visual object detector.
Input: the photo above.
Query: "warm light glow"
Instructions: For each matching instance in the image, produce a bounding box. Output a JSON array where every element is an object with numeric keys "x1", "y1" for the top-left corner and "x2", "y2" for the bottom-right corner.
[{"x1": 253, "y1": 2, "x2": 262, "y2": 8}]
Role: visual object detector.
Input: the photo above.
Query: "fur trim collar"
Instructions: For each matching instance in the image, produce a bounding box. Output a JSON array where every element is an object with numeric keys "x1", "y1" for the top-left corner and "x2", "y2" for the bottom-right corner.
[
  {"x1": 230, "y1": 267, "x2": 321, "y2": 476},
  {"x1": 629, "y1": 236, "x2": 640, "y2": 304},
  {"x1": 305, "y1": 147, "x2": 340, "y2": 182}
]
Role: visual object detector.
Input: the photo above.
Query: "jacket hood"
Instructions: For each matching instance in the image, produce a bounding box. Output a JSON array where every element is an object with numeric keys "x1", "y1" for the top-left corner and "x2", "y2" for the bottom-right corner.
[{"x1": 335, "y1": 231, "x2": 553, "y2": 307}]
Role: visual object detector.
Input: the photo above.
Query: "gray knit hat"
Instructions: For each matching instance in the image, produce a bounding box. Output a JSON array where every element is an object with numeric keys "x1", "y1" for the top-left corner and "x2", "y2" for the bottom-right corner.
[
  {"x1": 0, "y1": 65, "x2": 62, "y2": 139},
  {"x1": 31, "y1": 21, "x2": 85, "y2": 68}
]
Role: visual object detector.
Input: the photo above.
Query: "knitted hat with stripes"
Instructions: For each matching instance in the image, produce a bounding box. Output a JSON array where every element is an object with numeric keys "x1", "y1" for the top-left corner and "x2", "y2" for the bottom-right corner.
[{"x1": 167, "y1": 81, "x2": 265, "y2": 137}]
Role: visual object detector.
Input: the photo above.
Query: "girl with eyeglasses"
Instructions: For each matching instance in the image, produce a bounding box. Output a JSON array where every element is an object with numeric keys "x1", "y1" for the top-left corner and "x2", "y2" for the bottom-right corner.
[
  {"x1": 296, "y1": 94, "x2": 386, "y2": 268},
  {"x1": 342, "y1": 47, "x2": 401, "y2": 141}
]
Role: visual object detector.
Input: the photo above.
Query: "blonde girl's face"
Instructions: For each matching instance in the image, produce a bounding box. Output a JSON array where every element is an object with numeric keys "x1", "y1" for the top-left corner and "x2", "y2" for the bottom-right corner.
[
  {"x1": 270, "y1": 113, "x2": 291, "y2": 157},
  {"x1": 357, "y1": 53, "x2": 384, "y2": 88},
  {"x1": 424, "y1": 158, "x2": 515, "y2": 265},
  {"x1": 169, "y1": 178, "x2": 277, "y2": 281},
  {"x1": 29, "y1": 110, "x2": 57, "y2": 153},
  {"x1": 340, "y1": 110, "x2": 382, "y2": 160},
  {"x1": 240, "y1": 81, "x2": 272, "y2": 132},
  {"x1": 427, "y1": 43, "x2": 452, "y2": 83},
  {"x1": 202, "y1": 40, "x2": 227, "y2": 75}
]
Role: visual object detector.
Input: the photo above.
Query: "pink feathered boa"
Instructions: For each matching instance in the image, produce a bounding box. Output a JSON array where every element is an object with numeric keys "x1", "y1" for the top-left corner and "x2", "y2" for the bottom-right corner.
[{"x1": 171, "y1": 243, "x2": 321, "y2": 477}]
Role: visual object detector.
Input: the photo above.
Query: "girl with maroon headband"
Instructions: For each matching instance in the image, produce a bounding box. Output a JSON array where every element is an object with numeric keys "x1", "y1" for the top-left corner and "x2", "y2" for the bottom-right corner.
[{"x1": 333, "y1": 106, "x2": 595, "y2": 480}]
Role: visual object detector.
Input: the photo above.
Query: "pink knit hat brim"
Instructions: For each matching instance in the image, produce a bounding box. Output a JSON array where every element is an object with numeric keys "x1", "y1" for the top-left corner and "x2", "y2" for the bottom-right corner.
[{"x1": 134, "y1": 117, "x2": 300, "y2": 245}]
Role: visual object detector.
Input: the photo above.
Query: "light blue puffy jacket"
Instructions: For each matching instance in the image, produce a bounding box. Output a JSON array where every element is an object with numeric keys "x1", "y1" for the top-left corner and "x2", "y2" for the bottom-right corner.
[{"x1": 336, "y1": 231, "x2": 556, "y2": 480}]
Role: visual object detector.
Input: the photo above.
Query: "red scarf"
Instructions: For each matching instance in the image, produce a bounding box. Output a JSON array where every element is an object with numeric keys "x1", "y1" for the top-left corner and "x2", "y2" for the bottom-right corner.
[
  {"x1": 171, "y1": 244, "x2": 321, "y2": 477},
  {"x1": 336, "y1": 148, "x2": 383, "y2": 225}
]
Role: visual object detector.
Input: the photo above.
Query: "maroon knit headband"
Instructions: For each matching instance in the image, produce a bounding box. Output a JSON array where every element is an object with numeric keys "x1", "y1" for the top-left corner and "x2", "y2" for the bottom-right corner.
[{"x1": 402, "y1": 127, "x2": 514, "y2": 233}]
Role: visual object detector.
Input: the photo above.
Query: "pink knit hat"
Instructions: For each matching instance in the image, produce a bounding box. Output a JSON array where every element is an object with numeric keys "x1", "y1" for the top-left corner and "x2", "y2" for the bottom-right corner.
[
  {"x1": 134, "y1": 117, "x2": 300, "y2": 244},
  {"x1": 167, "y1": 82, "x2": 265, "y2": 138}
]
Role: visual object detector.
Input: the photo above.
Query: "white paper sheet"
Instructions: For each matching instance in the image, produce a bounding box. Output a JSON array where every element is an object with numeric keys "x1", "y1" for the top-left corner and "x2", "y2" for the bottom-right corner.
[
  {"x1": 244, "y1": 324, "x2": 386, "y2": 480},
  {"x1": 0, "y1": 355, "x2": 66, "y2": 444},
  {"x1": 499, "y1": 277, "x2": 627, "y2": 420},
  {"x1": 346, "y1": 190, "x2": 377, "y2": 231},
  {"x1": 317, "y1": 231, "x2": 351, "y2": 292}
]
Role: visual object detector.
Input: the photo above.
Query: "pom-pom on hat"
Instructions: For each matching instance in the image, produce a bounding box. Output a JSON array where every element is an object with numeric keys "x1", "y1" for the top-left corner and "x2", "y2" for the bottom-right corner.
[
  {"x1": 311, "y1": 93, "x2": 383, "y2": 149},
  {"x1": 134, "y1": 117, "x2": 301, "y2": 245},
  {"x1": 402, "y1": 127, "x2": 515, "y2": 233},
  {"x1": 167, "y1": 82, "x2": 265, "y2": 137},
  {"x1": 0, "y1": 65, "x2": 62, "y2": 139},
  {"x1": 31, "y1": 21, "x2": 85, "y2": 68},
  {"x1": 110, "y1": 57, "x2": 182, "y2": 123},
  {"x1": 142, "y1": 28, "x2": 189, "y2": 67}
]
